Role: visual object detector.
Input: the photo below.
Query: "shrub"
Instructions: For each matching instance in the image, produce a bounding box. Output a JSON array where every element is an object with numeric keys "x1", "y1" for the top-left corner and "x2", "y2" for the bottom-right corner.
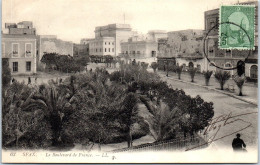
[
  {"x1": 203, "y1": 70, "x2": 213, "y2": 86},
  {"x1": 151, "y1": 62, "x2": 158, "y2": 72},
  {"x1": 214, "y1": 70, "x2": 231, "y2": 90},
  {"x1": 233, "y1": 75, "x2": 246, "y2": 96}
]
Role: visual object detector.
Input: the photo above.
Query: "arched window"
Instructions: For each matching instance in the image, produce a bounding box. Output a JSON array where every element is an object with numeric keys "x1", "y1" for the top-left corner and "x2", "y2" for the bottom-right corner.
[
  {"x1": 224, "y1": 62, "x2": 232, "y2": 68},
  {"x1": 250, "y1": 65, "x2": 258, "y2": 79}
]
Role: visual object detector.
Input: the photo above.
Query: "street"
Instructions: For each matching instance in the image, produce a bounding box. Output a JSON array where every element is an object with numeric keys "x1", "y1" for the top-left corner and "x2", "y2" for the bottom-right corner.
[{"x1": 159, "y1": 72, "x2": 258, "y2": 152}]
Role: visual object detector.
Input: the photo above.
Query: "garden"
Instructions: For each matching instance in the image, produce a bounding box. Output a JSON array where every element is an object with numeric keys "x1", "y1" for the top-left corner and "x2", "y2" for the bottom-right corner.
[{"x1": 2, "y1": 60, "x2": 215, "y2": 151}]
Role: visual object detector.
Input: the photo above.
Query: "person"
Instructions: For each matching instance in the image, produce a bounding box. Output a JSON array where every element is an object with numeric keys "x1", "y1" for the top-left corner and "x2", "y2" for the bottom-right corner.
[
  {"x1": 28, "y1": 77, "x2": 31, "y2": 84},
  {"x1": 232, "y1": 133, "x2": 246, "y2": 151},
  {"x1": 35, "y1": 77, "x2": 37, "y2": 84}
]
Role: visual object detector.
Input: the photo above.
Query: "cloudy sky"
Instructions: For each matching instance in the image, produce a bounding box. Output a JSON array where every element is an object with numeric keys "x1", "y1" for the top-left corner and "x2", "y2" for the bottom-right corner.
[{"x1": 2, "y1": 0, "x2": 243, "y2": 43}]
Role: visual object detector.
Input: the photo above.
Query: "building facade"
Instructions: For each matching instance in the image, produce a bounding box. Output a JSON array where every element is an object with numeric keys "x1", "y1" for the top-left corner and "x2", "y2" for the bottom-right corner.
[
  {"x1": 2, "y1": 34, "x2": 37, "y2": 75},
  {"x1": 90, "y1": 24, "x2": 134, "y2": 56},
  {"x1": 157, "y1": 29, "x2": 205, "y2": 72},
  {"x1": 204, "y1": 1, "x2": 258, "y2": 79},
  {"x1": 120, "y1": 39, "x2": 158, "y2": 64},
  {"x1": 89, "y1": 37, "x2": 116, "y2": 56},
  {"x1": 37, "y1": 35, "x2": 73, "y2": 66},
  {"x1": 2, "y1": 22, "x2": 37, "y2": 75},
  {"x1": 4, "y1": 21, "x2": 36, "y2": 35}
]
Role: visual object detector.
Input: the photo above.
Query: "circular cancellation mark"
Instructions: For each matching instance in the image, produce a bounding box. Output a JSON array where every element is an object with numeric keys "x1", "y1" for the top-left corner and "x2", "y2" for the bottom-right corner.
[{"x1": 203, "y1": 21, "x2": 253, "y2": 70}]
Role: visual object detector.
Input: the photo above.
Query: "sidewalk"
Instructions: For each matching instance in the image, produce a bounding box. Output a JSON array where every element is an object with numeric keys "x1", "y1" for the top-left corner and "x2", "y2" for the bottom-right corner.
[{"x1": 157, "y1": 70, "x2": 258, "y2": 106}]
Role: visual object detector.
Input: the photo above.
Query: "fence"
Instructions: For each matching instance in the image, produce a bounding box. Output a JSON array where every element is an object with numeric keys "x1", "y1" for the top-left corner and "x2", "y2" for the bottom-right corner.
[{"x1": 112, "y1": 135, "x2": 208, "y2": 153}]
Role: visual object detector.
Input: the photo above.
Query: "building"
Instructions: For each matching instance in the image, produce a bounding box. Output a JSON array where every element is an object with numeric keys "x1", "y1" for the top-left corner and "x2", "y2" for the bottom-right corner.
[
  {"x1": 37, "y1": 35, "x2": 73, "y2": 66},
  {"x1": 80, "y1": 38, "x2": 93, "y2": 45},
  {"x1": 89, "y1": 24, "x2": 134, "y2": 57},
  {"x1": 89, "y1": 37, "x2": 116, "y2": 56},
  {"x1": 157, "y1": 29, "x2": 205, "y2": 72},
  {"x1": 147, "y1": 30, "x2": 168, "y2": 42},
  {"x1": 120, "y1": 39, "x2": 158, "y2": 64},
  {"x1": 3, "y1": 21, "x2": 36, "y2": 35},
  {"x1": 119, "y1": 30, "x2": 167, "y2": 64},
  {"x1": 2, "y1": 22, "x2": 37, "y2": 75},
  {"x1": 73, "y1": 43, "x2": 89, "y2": 58},
  {"x1": 204, "y1": 1, "x2": 258, "y2": 79}
]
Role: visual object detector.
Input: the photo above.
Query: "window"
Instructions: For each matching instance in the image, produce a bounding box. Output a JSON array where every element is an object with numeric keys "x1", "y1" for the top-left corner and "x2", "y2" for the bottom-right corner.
[
  {"x1": 96, "y1": 49, "x2": 97, "y2": 52},
  {"x1": 25, "y1": 43, "x2": 32, "y2": 57},
  {"x1": 105, "y1": 42, "x2": 106, "y2": 45},
  {"x1": 126, "y1": 51, "x2": 128, "y2": 54},
  {"x1": 105, "y1": 48, "x2": 106, "y2": 52},
  {"x1": 100, "y1": 48, "x2": 102, "y2": 52},
  {"x1": 12, "y1": 43, "x2": 19, "y2": 57},
  {"x1": 109, "y1": 42, "x2": 110, "y2": 45},
  {"x1": 26, "y1": 61, "x2": 31, "y2": 71},
  {"x1": 13, "y1": 62, "x2": 18, "y2": 72},
  {"x1": 109, "y1": 48, "x2": 110, "y2": 52},
  {"x1": 112, "y1": 42, "x2": 114, "y2": 45},
  {"x1": 112, "y1": 48, "x2": 114, "y2": 52},
  {"x1": 250, "y1": 65, "x2": 258, "y2": 79}
]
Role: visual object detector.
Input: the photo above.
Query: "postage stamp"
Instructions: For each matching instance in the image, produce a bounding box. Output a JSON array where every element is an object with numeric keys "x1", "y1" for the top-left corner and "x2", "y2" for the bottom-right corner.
[{"x1": 219, "y1": 5, "x2": 255, "y2": 50}]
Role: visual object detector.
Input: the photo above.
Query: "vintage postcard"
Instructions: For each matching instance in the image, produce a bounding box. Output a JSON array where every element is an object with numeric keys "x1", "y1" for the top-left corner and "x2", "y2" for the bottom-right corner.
[{"x1": 1, "y1": 0, "x2": 258, "y2": 163}]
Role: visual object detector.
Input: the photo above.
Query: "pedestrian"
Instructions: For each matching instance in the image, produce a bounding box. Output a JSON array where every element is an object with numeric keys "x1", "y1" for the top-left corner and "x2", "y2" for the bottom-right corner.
[
  {"x1": 28, "y1": 77, "x2": 31, "y2": 84},
  {"x1": 12, "y1": 78, "x2": 15, "y2": 83},
  {"x1": 35, "y1": 77, "x2": 37, "y2": 84},
  {"x1": 232, "y1": 133, "x2": 246, "y2": 152}
]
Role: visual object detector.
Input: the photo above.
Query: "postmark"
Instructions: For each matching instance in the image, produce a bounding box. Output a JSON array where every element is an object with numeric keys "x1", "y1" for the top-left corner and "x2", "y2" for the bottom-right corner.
[
  {"x1": 219, "y1": 5, "x2": 255, "y2": 50},
  {"x1": 203, "y1": 22, "x2": 252, "y2": 70}
]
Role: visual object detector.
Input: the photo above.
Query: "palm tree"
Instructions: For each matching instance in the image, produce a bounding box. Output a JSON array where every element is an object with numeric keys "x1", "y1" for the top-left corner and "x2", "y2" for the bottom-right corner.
[
  {"x1": 203, "y1": 70, "x2": 213, "y2": 86},
  {"x1": 214, "y1": 70, "x2": 231, "y2": 90},
  {"x1": 189, "y1": 67, "x2": 197, "y2": 82},
  {"x1": 233, "y1": 75, "x2": 245, "y2": 96},
  {"x1": 151, "y1": 62, "x2": 158, "y2": 72},
  {"x1": 21, "y1": 86, "x2": 75, "y2": 146}
]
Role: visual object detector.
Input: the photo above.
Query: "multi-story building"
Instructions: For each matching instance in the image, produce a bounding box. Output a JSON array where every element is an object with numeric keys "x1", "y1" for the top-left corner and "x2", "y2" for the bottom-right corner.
[
  {"x1": 120, "y1": 38, "x2": 158, "y2": 64},
  {"x1": 89, "y1": 24, "x2": 134, "y2": 56},
  {"x1": 204, "y1": 1, "x2": 258, "y2": 79},
  {"x1": 89, "y1": 37, "x2": 116, "y2": 56},
  {"x1": 2, "y1": 22, "x2": 37, "y2": 75},
  {"x1": 119, "y1": 30, "x2": 167, "y2": 64},
  {"x1": 37, "y1": 35, "x2": 73, "y2": 66},
  {"x1": 157, "y1": 29, "x2": 205, "y2": 72}
]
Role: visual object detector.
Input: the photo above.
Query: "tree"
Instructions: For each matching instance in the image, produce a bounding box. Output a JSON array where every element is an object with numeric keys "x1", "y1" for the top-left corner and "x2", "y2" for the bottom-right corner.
[
  {"x1": 151, "y1": 62, "x2": 158, "y2": 72},
  {"x1": 2, "y1": 82, "x2": 52, "y2": 149},
  {"x1": 203, "y1": 70, "x2": 213, "y2": 86},
  {"x1": 2, "y1": 58, "x2": 11, "y2": 88},
  {"x1": 119, "y1": 93, "x2": 138, "y2": 148},
  {"x1": 214, "y1": 71, "x2": 231, "y2": 90},
  {"x1": 176, "y1": 65, "x2": 183, "y2": 80},
  {"x1": 189, "y1": 67, "x2": 197, "y2": 82},
  {"x1": 233, "y1": 75, "x2": 245, "y2": 96}
]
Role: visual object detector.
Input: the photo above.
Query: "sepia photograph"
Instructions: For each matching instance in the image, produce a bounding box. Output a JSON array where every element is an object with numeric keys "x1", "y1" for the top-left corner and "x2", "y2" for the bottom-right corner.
[{"x1": 1, "y1": 0, "x2": 258, "y2": 163}]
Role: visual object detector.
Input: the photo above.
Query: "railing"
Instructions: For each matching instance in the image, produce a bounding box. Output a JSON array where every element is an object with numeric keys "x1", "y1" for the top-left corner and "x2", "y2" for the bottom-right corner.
[{"x1": 111, "y1": 135, "x2": 208, "y2": 153}]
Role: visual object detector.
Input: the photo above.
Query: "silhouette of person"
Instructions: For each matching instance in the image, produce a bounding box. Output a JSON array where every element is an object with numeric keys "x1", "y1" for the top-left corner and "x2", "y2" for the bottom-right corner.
[
  {"x1": 28, "y1": 77, "x2": 31, "y2": 84},
  {"x1": 232, "y1": 133, "x2": 246, "y2": 151}
]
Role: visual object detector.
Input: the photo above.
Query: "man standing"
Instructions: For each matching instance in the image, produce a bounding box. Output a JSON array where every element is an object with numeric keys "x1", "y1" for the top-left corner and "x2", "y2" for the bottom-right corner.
[{"x1": 232, "y1": 133, "x2": 246, "y2": 151}]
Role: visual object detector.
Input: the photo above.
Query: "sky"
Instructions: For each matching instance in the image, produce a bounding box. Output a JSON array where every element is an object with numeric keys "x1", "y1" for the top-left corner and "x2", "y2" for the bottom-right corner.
[{"x1": 2, "y1": 0, "x2": 245, "y2": 43}]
